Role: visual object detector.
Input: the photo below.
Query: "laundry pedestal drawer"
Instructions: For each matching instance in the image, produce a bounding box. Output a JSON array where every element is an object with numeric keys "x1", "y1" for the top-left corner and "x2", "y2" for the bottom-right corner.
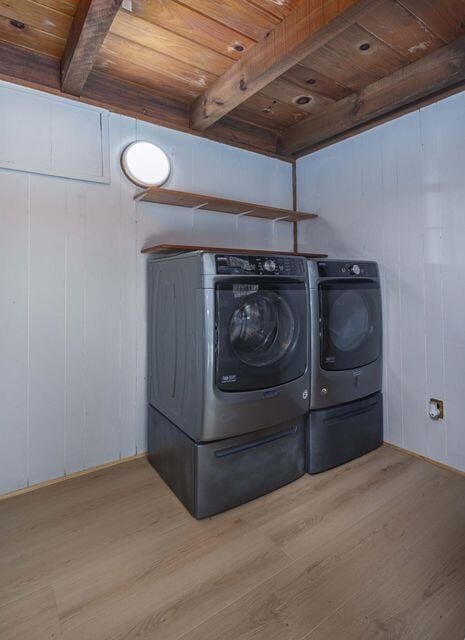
[
  {"x1": 148, "y1": 405, "x2": 305, "y2": 519},
  {"x1": 307, "y1": 392, "x2": 383, "y2": 474}
]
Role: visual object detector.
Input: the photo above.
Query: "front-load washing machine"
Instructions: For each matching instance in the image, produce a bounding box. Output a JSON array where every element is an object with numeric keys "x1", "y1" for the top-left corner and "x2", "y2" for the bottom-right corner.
[
  {"x1": 147, "y1": 251, "x2": 309, "y2": 517},
  {"x1": 306, "y1": 259, "x2": 383, "y2": 474}
]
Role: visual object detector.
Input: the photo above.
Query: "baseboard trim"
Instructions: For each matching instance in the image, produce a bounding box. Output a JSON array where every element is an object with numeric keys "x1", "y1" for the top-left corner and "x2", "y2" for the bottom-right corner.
[
  {"x1": 384, "y1": 442, "x2": 465, "y2": 479},
  {"x1": 3, "y1": 444, "x2": 463, "y2": 502},
  {"x1": 0, "y1": 452, "x2": 148, "y2": 502}
]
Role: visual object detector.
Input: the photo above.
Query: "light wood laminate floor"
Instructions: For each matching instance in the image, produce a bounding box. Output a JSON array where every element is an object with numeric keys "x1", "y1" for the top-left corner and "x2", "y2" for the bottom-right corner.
[{"x1": 1, "y1": 445, "x2": 465, "y2": 640}]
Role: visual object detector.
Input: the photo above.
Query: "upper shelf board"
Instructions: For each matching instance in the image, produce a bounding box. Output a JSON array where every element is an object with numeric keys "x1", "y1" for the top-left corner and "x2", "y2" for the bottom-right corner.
[{"x1": 135, "y1": 187, "x2": 317, "y2": 222}]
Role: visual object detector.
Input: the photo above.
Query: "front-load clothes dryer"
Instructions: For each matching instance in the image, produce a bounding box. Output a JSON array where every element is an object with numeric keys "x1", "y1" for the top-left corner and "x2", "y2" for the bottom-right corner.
[
  {"x1": 307, "y1": 259, "x2": 382, "y2": 410},
  {"x1": 147, "y1": 251, "x2": 309, "y2": 517},
  {"x1": 306, "y1": 259, "x2": 383, "y2": 474}
]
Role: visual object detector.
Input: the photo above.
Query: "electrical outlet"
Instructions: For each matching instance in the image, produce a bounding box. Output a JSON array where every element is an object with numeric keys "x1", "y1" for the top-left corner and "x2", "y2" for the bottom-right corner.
[{"x1": 429, "y1": 398, "x2": 444, "y2": 420}]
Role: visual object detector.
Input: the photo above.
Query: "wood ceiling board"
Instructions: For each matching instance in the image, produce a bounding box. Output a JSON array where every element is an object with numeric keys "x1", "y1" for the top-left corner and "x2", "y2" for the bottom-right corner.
[
  {"x1": 397, "y1": 0, "x2": 465, "y2": 42},
  {"x1": 190, "y1": 0, "x2": 383, "y2": 131},
  {"x1": 261, "y1": 76, "x2": 335, "y2": 116},
  {"x1": 84, "y1": 71, "x2": 283, "y2": 157},
  {"x1": 111, "y1": 10, "x2": 233, "y2": 76},
  {"x1": 101, "y1": 33, "x2": 218, "y2": 94},
  {"x1": 0, "y1": 39, "x2": 61, "y2": 87},
  {"x1": 283, "y1": 64, "x2": 352, "y2": 100},
  {"x1": 85, "y1": 72, "x2": 286, "y2": 156},
  {"x1": 142, "y1": 243, "x2": 326, "y2": 257},
  {"x1": 0, "y1": 14, "x2": 65, "y2": 58},
  {"x1": 246, "y1": 0, "x2": 302, "y2": 20},
  {"x1": 233, "y1": 91, "x2": 308, "y2": 131},
  {"x1": 37, "y1": 0, "x2": 79, "y2": 16},
  {"x1": 324, "y1": 23, "x2": 408, "y2": 77},
  {"x1": 0, "y1": 40, "x2": 288, "y2": 159},
  {"x1": 175, "y1": 0, "x2": 280, "y2": 41},
  {"x1": 83, "y1": 70, "x2": 189, "y2": 126},
  {"x1": 299, "y1": 40, "x2": 381, "y2": 91},
  {"x1": 94, "y1": 50, "x2": 197, "y2": 102},
  {"x1": 208, "y1": 115, "x2": 282, "y2": 155},
  {"x1": 281, "y1": 34, "x2": 465, "y2": 155},
  {"x1": 137, "y1": 187, "x2": 318, "y2": 220},
  {"x1": 358, "y1": 0, "x2": 445, "y2": 61},
  {"x1": 129, "y1": 0, "x2": 255, "y2": 61},
  {"x1": 0, "y1": 0, "x2": 73, "y2": 38},
  {"x1": 61, "y1": 0, "x2": 123, "y2": 95}
]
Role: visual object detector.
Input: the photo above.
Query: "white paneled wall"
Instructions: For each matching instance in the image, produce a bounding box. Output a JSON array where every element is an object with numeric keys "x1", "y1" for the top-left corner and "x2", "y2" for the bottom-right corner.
[
  {"x1": 0, "y1": 81, "x2": 293, "y2": 494},
  {"x1": 297, "y1": 91, "x2": 465, "y2": 473}
]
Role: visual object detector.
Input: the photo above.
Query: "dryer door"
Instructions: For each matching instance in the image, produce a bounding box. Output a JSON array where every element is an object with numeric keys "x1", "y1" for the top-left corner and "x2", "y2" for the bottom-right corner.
[
  {"x1": 215, "y1": 278, "x2": 307, "y2": 392},
  {"x1": 319, "y1": 279, "x2": 381, "y2": 371}
]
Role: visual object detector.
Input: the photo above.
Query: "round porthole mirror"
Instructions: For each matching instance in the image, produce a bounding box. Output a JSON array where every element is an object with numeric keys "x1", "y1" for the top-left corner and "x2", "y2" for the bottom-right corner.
[{"x1": 121, "y1": 141, "x2": 171, "y2": 187}]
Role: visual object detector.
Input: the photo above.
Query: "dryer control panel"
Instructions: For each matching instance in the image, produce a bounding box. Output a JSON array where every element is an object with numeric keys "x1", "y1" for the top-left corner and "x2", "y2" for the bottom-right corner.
[
  {"x1": 215, "y1": 254, "x2": 303, "y2": 276},
  {"x1": 317, "y1": 261, "x2": 378, "y2": 278}
]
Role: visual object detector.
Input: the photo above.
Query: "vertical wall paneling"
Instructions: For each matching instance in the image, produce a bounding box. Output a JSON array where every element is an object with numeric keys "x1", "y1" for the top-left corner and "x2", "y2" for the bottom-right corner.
[
  {"x1": 117, "y1": 115, "x2": 138, "y2": 459},
  {"x1": 0, "y1": 171, "x2": 29, "y2": 493},
  {"x1": 28, "y1": 176, "x2": 67, "y2": 484},
  {"x1": 64, "y1": 180, "x2": 88, "y2": 474},
  {"x1": 0, "y1": 80, "x2": 293, "y2": 495},
  {"x1": 297, "y1": 90, "x2": 465, "y2": 473}
]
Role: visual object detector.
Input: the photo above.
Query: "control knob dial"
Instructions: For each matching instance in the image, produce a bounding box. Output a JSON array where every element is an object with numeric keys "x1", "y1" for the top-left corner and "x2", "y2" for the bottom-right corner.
[
  {"x1": 263, "y1": 259, "x2": 277, "y2": 272},
  {"x1": 350, "y1": 264, "x2": 361, "y2": 275}
]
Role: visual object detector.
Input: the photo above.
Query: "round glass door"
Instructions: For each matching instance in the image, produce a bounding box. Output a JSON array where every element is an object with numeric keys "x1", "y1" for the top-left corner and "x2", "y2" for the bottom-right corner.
[
  {"x1": 329, "y1": 290, "x2": 370, "y2": 352},
  {"x1": 229, "y1": 292, "x2": 295, "y2": 367},
  {"x1": 319, "y1": 280, "x2": 381, "y2": 371}
]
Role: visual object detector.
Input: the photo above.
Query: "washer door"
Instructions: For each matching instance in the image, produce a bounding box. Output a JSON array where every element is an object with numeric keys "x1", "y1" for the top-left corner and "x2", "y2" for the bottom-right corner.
[
  {"x1": 319, "y1": 279, "x2": 381, "y2": 371},
  {"x1": 216, "y1": 279, "x2": 307, "y2": 392}
]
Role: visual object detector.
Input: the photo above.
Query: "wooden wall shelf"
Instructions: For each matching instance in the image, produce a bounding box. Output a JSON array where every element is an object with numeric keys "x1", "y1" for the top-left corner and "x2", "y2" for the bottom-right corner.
[
  {"x1": 141, "y1": 244, "x2": 327, "y2": 258},
  {"x1": 135, "y1": 187, "x2": 317, "y2": 223}
]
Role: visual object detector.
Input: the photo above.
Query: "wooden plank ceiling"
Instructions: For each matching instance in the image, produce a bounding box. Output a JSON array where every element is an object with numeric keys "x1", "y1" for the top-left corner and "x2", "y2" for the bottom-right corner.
[{"x1": 1, "y1": 0, "x2": 465, "y2": 159}]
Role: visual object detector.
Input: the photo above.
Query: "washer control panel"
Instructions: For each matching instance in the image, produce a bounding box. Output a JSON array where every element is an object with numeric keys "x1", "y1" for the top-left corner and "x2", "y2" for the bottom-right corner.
[
  {"x1": 215, "y1": 254, "x2": 303, "y2": 276},
  {"x1": 317, "y1": 261, "x2": 378, "y2": 278}
]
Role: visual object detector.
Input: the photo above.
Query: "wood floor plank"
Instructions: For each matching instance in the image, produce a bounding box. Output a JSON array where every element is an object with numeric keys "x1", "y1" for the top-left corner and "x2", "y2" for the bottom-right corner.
[
  {"x1": 0, "y1": 458, "x2": 190, "y2": 606},
  {"x1": 222, "y1": 446, "x2": 427, "y2": 560},
  {"x1": 0, "y1": 446, "x2": 464, "y2": 640},
  {"x1": 304, "y1": 507, "x2": 465, "y2": 639},
  {"x1": 258, "y1": 451, "x2": 429, "y2": 559},
  {"x1": 0, "y1": 586, "x2": 62, "y2": 640},
  {"x1": 56, "y1": 517, "x2": 291, "y2": 640},
  {"x1": 216, "y1": 441, "x2": 396, "y2": 531},
  {"x1": 177, "y1": 460, "x2": 465, "y2": 640}
]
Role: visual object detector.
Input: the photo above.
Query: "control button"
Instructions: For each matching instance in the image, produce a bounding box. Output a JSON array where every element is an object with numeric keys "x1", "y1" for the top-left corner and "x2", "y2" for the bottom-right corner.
[
  {"x1": 350, "y1": 264, "x2": 361, "y2": 275},
  {"x1": 263, "y1": 259, "x2": 277, "y2": 272},
  {"x1": 320, "y1": 387, "x2": 328, "y2": 395},
  {"x1": 302, "y1": 389, "x2": 309, "y2": 400}
]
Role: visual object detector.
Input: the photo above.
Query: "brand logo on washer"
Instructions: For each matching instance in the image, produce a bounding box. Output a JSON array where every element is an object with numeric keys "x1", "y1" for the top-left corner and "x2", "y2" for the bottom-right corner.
[{"x1": 221, "y1": 374, "x2": 237, "y2": 383}]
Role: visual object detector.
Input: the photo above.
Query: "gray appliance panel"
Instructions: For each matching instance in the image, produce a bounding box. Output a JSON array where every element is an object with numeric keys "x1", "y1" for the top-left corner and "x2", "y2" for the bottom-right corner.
[
  {"x1": 307, "y1": 259, "x2": 382, "y2": 410},
  {"x1": 148, "y1": 405, "x2": 305, "y2": 519},
  {"x1": 148, "y1": 253, "x2": 205, "y2": 436},
  {"x1": 148, "y1": 252, "x2": 309, "y2": 442}
]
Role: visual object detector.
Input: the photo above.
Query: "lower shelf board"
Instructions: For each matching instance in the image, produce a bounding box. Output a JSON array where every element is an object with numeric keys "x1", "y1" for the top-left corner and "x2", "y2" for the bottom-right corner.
[{"x1": 141, "y1": 243, "x2": 327, "y2": 257}]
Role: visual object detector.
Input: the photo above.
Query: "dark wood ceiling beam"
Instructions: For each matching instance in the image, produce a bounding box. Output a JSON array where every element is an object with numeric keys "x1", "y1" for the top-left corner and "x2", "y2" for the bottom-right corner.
[
  {"x1": 190, "y1": 0, "x2": 383, "y2": 131},
  {"x1": 61, "y1": 0, "x2": 123, "y2": 95},
  {"x1": 279, "y1": 33, "x2": 465, "y2": 156}
]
